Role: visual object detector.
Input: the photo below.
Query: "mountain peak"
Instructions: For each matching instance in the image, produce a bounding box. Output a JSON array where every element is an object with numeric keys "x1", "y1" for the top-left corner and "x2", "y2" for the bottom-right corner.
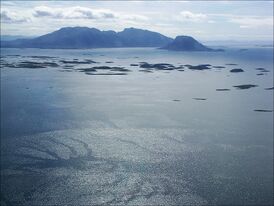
[
  {"x1": 161, "y1": 35, "x2": 213, "y2": 51},
  {"x1": 57, "y1": 27, "x2": 100, "y2": 32},
  {"x1": 175, "y1": 35, "x2": 195, "y2": 41},
  {"x1": 121, "y1": 27, "x2": 150, "y2": 33},
  {"x1": 123, "y1": 27, "x2": 138, "y2": 30}
]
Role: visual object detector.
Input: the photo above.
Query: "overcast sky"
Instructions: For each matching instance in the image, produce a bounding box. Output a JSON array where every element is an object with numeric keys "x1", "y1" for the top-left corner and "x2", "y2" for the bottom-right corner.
[{"x1": 1, "y1": 1, "x2": 273, "y2": 41}]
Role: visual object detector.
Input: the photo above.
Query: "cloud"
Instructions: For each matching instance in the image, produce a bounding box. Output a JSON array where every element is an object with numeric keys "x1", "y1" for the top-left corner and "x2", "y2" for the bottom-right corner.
[
  {"x1": 122, "y1": 14, "x2": 148, "y2": 21},
  {"x1": 229, "y1": 17, "x2": 273, "y2": 28},
  {"x1": 0, "y1": 9, "x2": 29, "y2": 23},
  {"x1": 32, "y1": 6, "x2": 149, "y2": 24},
  {"x1": 179, "y1": 11, "x2": 207, "y2": 22},
  {"x1": 33, "y1": 6, "x2": 116, "y2": 20},
  {"x1": 1, "y1": 2, "x2": 16, "y2": 7}
]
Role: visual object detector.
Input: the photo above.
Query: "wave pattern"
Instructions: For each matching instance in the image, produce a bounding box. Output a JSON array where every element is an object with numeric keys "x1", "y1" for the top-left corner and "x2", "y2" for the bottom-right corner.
[{"x1": 1, "y1": 127, "x2": 209, "y2": 205}]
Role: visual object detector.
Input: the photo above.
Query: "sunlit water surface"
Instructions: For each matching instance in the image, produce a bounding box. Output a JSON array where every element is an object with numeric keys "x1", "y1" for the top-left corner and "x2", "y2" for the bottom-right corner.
[{"x1": 1, "y1": 47, "x2": 273, "y2": 205}]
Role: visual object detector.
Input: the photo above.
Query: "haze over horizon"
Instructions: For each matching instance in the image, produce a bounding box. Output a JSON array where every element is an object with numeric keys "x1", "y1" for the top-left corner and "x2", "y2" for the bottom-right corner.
[{"x1": 1, "y1": 1, "x2": 273, "y2": 42}]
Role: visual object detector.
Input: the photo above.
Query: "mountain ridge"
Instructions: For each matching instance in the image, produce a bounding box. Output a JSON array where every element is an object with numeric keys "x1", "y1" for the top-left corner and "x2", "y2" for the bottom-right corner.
[
  {"x1": 1, "y1": 26, "x2": 216, "y2": 51},
  {"x1": 1, "y1": 27, "x2": 172, "y2": 49}
]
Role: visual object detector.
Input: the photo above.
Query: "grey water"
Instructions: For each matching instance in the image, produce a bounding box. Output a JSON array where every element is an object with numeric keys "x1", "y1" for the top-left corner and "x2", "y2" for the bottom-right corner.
[{"x1": 1, "y1": 47, "x2": 273, "y2": 205}]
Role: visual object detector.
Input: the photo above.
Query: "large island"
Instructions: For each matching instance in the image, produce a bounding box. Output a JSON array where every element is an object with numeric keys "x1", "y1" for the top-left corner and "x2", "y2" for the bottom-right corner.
[{"x1": 1, "y1": 27, "x2": 216, "y2": 51}]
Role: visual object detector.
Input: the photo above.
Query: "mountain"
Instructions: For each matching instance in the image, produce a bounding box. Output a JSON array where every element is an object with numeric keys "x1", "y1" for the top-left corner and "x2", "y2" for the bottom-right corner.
[
  {"x1": 118, "y1": 28, "x2": 173, "y2": 47},
  {"x1": 1, "y1": 27, "x2": 122, "y2": 49},
  {"x1": 1, "y1": 27, "x2": 172, "y2": 49},
  {"x1": 161, "y1": 36, "x2": 213, "y2": 51},
  {"x1": 1, "y1": 27, "x2": 216, "y2": 51}
]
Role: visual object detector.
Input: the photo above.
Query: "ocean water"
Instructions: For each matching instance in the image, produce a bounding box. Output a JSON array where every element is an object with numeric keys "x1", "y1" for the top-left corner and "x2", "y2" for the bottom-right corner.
[{"x1": 0, "y1": 47, "x2": 273, "y2": 205}]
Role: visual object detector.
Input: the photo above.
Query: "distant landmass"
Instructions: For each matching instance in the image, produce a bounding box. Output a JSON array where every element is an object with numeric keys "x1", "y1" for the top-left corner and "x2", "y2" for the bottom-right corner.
[
  {"x1": 1, "y1": 27, "x2": 172, "y2": 49},
  {"x1": 0, "y1": 35, "x2": 36, "y2": 41},
  {"x1": 1, "y1": 26, "x2": 215, "y2": 51},
  {"x1": 161, "y1": 36, "x2": 213, "y2": 51}
]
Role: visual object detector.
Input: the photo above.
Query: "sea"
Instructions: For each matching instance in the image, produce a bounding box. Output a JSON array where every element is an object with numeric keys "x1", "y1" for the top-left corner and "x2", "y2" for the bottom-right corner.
[{"x1": 0, "y1": 46, "x2": 273, "y2": 205}]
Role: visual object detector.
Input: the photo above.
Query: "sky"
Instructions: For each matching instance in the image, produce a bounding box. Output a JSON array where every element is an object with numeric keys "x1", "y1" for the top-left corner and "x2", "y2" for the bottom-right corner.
[{"x1": 0, "y1": 1, "x2": 273, "y2": 41}]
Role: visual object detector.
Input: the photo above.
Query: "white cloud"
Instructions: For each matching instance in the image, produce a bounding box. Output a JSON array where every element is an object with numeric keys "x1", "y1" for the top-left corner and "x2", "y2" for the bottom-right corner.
[
  {"x1": 33, "y1": 6, "x2": 116, "y2": 20},
  {"x1": 179, "y1": 11, "x2": 207, "y2": 22},
  {"x1": 122, "y1": 14, "x2": 148, "y2": 21},
  {"x1": 229, "y1": 17, "x2": 273, "y2": 28},
  {"x1": 0, "y1": 9, "x2": 29, "y2": 23},
  {"x1": 32, "y1": 6, "x2": 149, "y2": 24}
]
